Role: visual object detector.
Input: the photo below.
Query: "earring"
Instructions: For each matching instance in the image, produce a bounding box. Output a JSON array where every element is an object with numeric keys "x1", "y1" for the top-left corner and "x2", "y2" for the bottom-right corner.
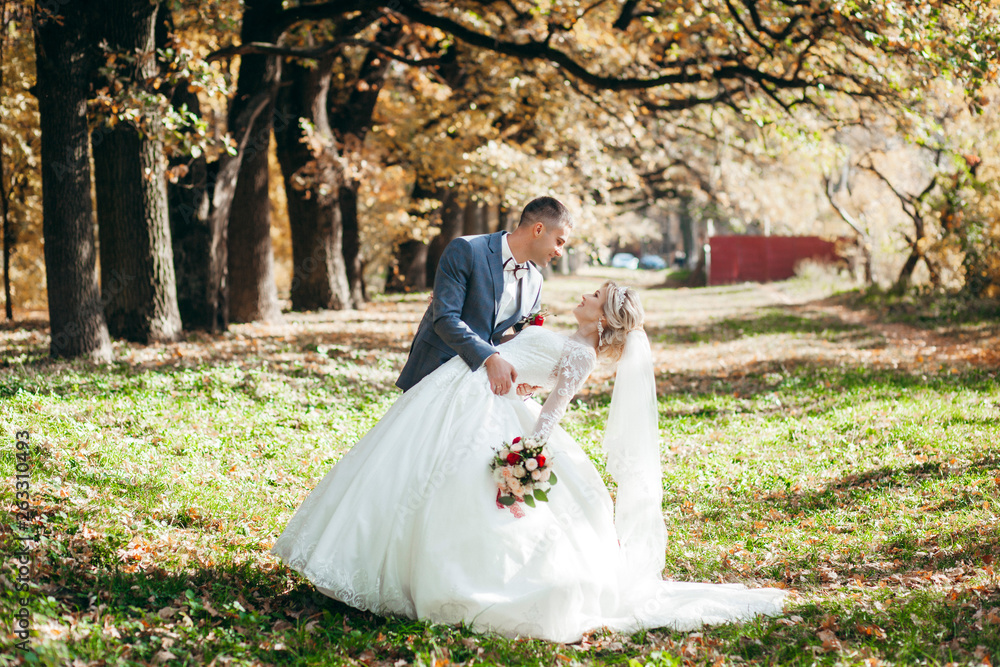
[{"x1": 596, "y1": 319, "x2": 604, "y2": 346}]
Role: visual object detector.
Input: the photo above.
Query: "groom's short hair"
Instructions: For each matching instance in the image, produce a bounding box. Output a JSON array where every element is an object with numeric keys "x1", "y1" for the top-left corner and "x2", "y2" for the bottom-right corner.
[{"x1": 518, "y1": 197, "x2": 573, "y2": 230}]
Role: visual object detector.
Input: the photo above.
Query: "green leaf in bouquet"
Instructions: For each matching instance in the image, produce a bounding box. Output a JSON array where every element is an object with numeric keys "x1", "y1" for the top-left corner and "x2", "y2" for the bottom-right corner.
[
  {"x1": 498, "y1": 495, "x2": 515, "y2": 506},
  {"x1": 549, "y1": 471, "x2": 558, "y2": 485},
  {"x1": 534, "y1": 488, "x2": 548, "y2": 502},
  {"x1": 524, "y1": 494, "x2": 536, "y2": 508}
]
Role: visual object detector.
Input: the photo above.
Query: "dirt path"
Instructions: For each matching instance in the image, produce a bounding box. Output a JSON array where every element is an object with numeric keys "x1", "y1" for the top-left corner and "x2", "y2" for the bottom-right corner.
[
  {"x1": 2, "y1": 270, "x2": 997, "y2": 378},
  {"x1": 807, "y1": 301, "x2": 1000, "y2": 369}
]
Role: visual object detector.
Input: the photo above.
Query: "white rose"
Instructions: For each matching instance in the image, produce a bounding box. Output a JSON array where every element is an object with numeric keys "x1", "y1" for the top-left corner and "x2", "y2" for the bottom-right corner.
[
  {"x1": 510, "y1": 440, "x2": 524, "y2": 453},
  {"x1": 531, "y1": 469, "x2": 543, "y2": 481},
  {"x1": 540, "y1": 469, "x2": 551, "y2": 482},
  {"x1": 499, "y1": 448, "x2": 510, "y2": 459},
  {"x1": 509, "y1": 479, "x2": 523, "y2": 496},
  {"x1": 512, "y1": 465, "x2": 526, "y2": 478},
  {"x1": 493, "y1": 467, "x2": 505, "y2": 483},
  {"x1": 525, "y1": 458, "x2": 538, "y2": 471}
]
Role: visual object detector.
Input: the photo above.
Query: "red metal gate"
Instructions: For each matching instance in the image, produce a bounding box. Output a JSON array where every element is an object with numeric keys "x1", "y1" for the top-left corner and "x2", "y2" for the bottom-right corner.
[{"x1": 708, "y1": 236, "x2": 839, "y2": 285}]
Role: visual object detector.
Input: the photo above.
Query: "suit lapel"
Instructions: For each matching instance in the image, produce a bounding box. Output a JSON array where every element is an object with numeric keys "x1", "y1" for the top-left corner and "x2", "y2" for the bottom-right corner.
[
  {"x1": 487, "y1": 233, "x2": 505, "y2": 321},
  {"x1": 524, "y1": 265, "x2": 542, "y2": 309}
]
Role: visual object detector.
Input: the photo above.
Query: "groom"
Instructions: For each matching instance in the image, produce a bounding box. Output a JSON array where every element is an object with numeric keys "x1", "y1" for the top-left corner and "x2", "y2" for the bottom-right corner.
[{"x1": 396, "y1": 197, "x2": 573, "y2": 394}]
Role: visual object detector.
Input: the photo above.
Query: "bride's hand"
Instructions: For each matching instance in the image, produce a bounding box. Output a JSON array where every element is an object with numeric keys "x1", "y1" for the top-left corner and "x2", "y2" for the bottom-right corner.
[{"x1": 516, "y1": 383, "x2": 541, "y2": 397}]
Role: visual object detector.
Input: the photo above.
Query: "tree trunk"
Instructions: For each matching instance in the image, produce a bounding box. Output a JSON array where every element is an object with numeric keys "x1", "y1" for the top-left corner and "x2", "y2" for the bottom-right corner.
[
  {"x1": 167, "y1": 82, "x2": 216, "y2": 331},
  {"x1": 487, "y1": 201, "x2": 501, "y2": 233},
  {"x1": 227, "y1": 0, "x2": 284, "y2": 323},
  {"x1": 91, "y1": 0, "x2": 181, "y2": 343},
  {"x1": 170, "y1": 157, "x2": 220, "y2": 331},
  {"x1": 498, "y1": 200, "x2": 513, "y2": 233},
  {"x1": 168, "y1": 84, "x2": 273, "y2": 332},
  {"x1": 32, "y1": 2, "x2": 112, "y2": 360},
  {"x1": 274, "y1": 56, "x2": 351, "y2": 311},
  {"x1": 165, "y1": 0, "x2": 274, "y2": 332},
  {"x1": 339, "y1": 183, "x2": 364, "y2": 307},
  {"x1": 385, "y1": 240, "x2": 428, "y2": 293},
  {"x1": 892, "y1": 214, "x2": 928, "y2": 294},
  {"x1": 679, "y1": 195, "x2": 696, "y2": 269},
  {"x1": 463, "y1": 199, "x2": 487, "y2": 236},
  {"x1": 892, "y1": 250, "x2": 921, "y2": 294},
  {"x1": 823, "y1": 170, "x2": 873, "y2": 286},
  {"x1": 330, "y1": 22, "x2": 401, "y2": 307},
  {"x1": 426, "y1": 189, "x2": 464, "y2": 286},
  {"x1": 160, "y1": 4, "x2": 221, "y2": 332},
  {"x1": 859, "y1": 240, "x2": 873, "y2": 285}
]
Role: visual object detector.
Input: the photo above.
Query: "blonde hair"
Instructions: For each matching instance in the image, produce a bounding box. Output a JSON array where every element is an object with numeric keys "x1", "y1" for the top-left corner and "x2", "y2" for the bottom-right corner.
[{"x1": 598, "y1": 281, "x2": 644, "y2": 362}]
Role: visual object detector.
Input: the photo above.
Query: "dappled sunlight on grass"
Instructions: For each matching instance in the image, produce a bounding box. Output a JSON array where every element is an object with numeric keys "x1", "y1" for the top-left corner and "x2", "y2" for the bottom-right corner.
[{"x1": 1, "y1": 273, "x2": 998, "y2": 665}]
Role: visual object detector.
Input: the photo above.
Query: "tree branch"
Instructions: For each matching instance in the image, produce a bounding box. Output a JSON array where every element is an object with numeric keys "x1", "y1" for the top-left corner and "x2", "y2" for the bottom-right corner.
[
  {"x1": 641, "y1": 85, "x2": 736, "y2": 112},
  {"x1": 612, "y1": 0, "x2": 656, "y2": 30},
  {"x1": 823, "y1": 172, "x2": 868, "y2": 240},
  {"x1": 391, "y1": 0, "x2": 819, "y2": 93},
  {"x1": 209, "y1": 41, "x2": 340, "y2": 62},
  {"x1": 739, "y1": 0, "x2": 805, "y2": 42},
  {"x1": 209, "y1": 39, "x2": 444, "y2": 67},
  {"x1": 274, "y1": 0, "x2": 383, "y2": 35}
]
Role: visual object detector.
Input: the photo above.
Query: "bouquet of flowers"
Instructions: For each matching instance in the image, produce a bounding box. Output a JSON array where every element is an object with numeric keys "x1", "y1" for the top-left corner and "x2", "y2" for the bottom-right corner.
[{"x1": 490, "y1": 436, "x2": 557, "y2": 512}]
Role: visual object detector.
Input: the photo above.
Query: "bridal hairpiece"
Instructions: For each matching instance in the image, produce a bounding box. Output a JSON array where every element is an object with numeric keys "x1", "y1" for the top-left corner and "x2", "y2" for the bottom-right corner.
[{"x1": 611, "y1": 285, "x2": 627, "y2": 314}]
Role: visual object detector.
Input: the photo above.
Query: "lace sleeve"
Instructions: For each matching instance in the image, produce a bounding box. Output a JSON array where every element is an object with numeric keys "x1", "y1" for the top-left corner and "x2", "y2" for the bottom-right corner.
[{"x1": 529, "y1": 340, "x2": 596, "y2": 442}]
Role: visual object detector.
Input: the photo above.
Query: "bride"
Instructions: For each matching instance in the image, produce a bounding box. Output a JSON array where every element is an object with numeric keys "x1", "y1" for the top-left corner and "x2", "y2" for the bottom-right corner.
[{"x1": 271, "y1": 281, "x2": 786, "y2": 642}]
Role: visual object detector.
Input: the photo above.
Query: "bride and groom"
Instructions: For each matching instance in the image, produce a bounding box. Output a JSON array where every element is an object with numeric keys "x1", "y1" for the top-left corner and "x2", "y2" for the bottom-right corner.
[{"x1": 271, "y1": 197, "x2": 786, "y2": 642}]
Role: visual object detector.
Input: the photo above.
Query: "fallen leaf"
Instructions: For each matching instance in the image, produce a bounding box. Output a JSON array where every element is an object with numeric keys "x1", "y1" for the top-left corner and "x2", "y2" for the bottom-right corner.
[
  {"x1": 856, "y1": 623, "x2": 887, "y2": 639},
  {"x1": 157, "y1": 606, "x2": 178, "y2": 620},
  {"x1": 817, "y1": 629, "x2": 841, "y2": 652},
  {"x1": 152, "y1": 651, "x2": 177, "y2": 665}
]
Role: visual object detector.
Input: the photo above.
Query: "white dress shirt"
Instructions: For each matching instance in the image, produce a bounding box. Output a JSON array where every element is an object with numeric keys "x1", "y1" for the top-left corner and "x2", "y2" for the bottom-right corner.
[{"x1": 495, "y1": 234, "x2": 525, "y2": 327}]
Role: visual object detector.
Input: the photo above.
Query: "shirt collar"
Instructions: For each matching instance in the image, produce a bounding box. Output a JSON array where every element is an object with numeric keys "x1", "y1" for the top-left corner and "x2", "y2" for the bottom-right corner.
[
  {"x1": 501, "y1": 234, "x2": 529, "y2": 279},
  {"x1": 501, "y1": 233, "x2": 515, "y2": 266}
]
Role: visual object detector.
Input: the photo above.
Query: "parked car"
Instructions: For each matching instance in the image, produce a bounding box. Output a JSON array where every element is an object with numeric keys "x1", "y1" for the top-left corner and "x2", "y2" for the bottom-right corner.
[
  {"x1": 610, "y1": 252, "x2": 639, "y2": 269},
  {"x1": 638, "y1": 254, "x2": 667, "y2": 270}
]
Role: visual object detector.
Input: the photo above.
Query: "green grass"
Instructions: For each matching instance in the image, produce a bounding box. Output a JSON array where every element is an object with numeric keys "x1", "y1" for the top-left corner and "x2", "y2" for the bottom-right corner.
[
  {"x1": 848, "y1": 289, "x2": 1000, "y2": 329},
  {"x1": 1, "y1": 283, "x2": 999, "y2": 666},
  {"x1": 648, "y1": 308, "x2": 871, "y2": 345}
]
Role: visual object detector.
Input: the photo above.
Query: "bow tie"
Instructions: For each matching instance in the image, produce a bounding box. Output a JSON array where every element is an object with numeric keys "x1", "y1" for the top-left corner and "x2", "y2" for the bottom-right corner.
[{"x1": 503, "y1": 257, "x2": 528, "y2": 280}]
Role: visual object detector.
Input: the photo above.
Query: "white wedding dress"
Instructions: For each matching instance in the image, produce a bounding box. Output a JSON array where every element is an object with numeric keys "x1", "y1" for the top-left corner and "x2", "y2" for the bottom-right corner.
[{"x1": 271, "y1": 326, "x2": 785, "y2": 642}]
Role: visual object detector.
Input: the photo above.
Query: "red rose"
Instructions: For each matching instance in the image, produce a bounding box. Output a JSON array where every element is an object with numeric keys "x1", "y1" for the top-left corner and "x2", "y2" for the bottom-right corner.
[
  {"x1": 506, "y1": 452, "x2": 521, "y2": 465},
  {"x1": 512, "y1": 436, "x2": 521, "y2": 444},
  {"x1": 531, "y1": 314, "x2": 544, "y2": 326},
  {"x1": 536, "y1": 455, "x2": 546, "y2": 467}
]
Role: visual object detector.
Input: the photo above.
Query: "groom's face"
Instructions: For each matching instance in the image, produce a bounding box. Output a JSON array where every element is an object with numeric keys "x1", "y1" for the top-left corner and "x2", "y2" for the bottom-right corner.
[{"x1": 527, "y1": 223, "x2": 571, "y2": 266}]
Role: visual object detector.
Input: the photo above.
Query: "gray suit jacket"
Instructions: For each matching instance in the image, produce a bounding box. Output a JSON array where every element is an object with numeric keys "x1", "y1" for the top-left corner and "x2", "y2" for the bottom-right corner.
[{"x1": 396, "y1": 232, "x2": 543, "y2": 392}]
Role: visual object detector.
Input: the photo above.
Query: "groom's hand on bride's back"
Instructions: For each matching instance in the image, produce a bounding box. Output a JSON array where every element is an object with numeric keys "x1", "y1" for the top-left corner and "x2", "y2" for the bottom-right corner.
[{"x1": 484, "y1": 353, "x2": 517, "y2": 395}]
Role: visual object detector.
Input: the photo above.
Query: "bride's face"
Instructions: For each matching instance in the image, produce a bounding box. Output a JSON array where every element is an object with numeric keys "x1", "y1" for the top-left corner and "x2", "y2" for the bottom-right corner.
[{"x1": 574, "y1": 287, "x2": 607, "y2": 325}]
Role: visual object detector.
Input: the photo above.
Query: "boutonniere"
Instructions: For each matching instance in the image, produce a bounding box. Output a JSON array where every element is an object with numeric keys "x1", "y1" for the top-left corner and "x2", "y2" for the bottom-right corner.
[{"x1": 513, "y1": 309, "x2": 549, "y2": 332}]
